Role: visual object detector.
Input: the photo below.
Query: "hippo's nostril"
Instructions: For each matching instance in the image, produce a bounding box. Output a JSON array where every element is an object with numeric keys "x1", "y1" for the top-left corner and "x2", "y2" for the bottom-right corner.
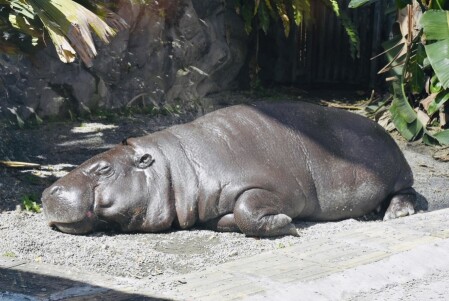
[{"x1": 50, "y1": 186, "x2": 62, "y2": 195}]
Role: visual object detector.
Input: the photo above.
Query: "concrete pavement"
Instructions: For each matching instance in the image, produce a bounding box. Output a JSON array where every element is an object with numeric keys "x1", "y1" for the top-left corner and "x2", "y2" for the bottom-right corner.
[{"x1": 2, "y1": 208, "x2": 449, "y2": 300}]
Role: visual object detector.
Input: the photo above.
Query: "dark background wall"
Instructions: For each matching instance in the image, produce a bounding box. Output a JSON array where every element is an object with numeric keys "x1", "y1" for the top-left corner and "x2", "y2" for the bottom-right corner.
[
  {"x1": 0, "y1": 0, "x2": 393, "y2": 121},
  {"x1": 0, "y1": 0, "x2": 247, "y2": 120}
]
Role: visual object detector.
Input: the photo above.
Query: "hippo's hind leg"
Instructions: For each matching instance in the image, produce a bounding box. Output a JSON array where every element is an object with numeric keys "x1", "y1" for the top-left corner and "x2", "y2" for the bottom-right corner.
[
  {"x1": 383, "y1": 188, "x2": 416, "y2": 221},
  {"x1": 234, "y1": 189, "x2": 300, "y2": 237}
]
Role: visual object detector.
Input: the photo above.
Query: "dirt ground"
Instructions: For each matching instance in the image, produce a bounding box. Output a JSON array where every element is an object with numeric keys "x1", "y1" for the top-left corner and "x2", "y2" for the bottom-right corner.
[{"x1": 1, "y1": 91, "x2": 448, "y2": 294}]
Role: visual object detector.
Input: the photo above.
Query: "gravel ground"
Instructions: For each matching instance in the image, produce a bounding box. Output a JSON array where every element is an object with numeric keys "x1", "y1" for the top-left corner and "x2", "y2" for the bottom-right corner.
[{"x1": 1, "y1": 92, "x2": 449, "y2": 293}]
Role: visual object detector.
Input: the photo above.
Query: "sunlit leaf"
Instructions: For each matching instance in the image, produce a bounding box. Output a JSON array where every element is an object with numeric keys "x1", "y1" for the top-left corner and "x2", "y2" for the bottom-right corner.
[
  {"x1": 430, "y1": 75, "x2": 443, "y2": 94},
  {"x1": 292, "y1": 0, "x2": 311, "y2": 26},
  {"x1": 8, "y1": 13, "x2": 42, "y2": 43},
  {"x1": 8, "y1": 0, "x2": 35, "y2": 19},
  {"x1": 254, "y1": 0, "x2": 260, "y2": 16},
  {"x1": 348, "y1": 0, "x2": 380, "y2": 9},
  {"x1": 47, "y1": 26, "x2": 78, "y2": 63},
  {"x1": 264, "y1": 0, "x2": 273, "y2": 12},
  {"x1": 423, "y1": 130, "x2": 449, "y2": 145},
  {"x1": 275, "y1": 2, "x2": 290, "y2": 37},
  {"x1": 432, "y1": 129, "x2": 449, "y2": 145},
  {"x1": 24, "y1": 0, "x2": 118, "y2": 67},
  {"x1": 421, "y1": 10, "x2": 449, "y2": 40},
  {"x1": 389, "y1": 82, "x2": 423, "y2": 140},
  {"x1": 420, "y1": 10, "x2": 449, "y2": 89},
  {"x1": 258, "y1": 0, "x2": 270, "y2": 34},
  {"x1": 324, "y1": 0, "x2": 360, "y2": 58},
  {"x1": 424, "y1": 40, "x2": 449, "y2": 89},
  {"x1": 409, "y1": 44, "x2": 426, "y2": 94},
  {"x1": 428, "y1": 90, "x2": 449, "y2": 116}
]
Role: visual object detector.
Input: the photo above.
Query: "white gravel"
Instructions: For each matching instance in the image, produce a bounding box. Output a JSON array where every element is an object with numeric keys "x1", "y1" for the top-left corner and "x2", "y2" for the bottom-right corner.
[
  {"x1": 0, "y1": 210, "x2": 370, "y2": 291},
  {"x1": 1, "y1": 98, "x2": 448, "y2": 293}
]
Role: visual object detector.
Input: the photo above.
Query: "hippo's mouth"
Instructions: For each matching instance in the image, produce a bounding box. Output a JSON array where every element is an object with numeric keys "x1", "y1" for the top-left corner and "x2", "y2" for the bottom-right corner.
[
  {"x1": 50, "y1": 217, "x2": 96, "y2": 235},
  {"x1": 48, "y1": 206, "x2": 119, "y2": 235}
]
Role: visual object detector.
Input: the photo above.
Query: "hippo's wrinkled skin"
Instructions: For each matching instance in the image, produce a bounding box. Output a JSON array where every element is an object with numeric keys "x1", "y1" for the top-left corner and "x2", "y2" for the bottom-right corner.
[{"x1": 42, "y1": 102, "x2": 416, "y2": 237}]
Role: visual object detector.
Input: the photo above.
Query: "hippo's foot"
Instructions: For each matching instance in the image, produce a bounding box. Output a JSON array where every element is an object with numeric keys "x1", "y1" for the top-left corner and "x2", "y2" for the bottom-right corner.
[
  {"x1": 204, "y1": 214, "x2": 240, "y2": 232},
  {"x1": 383, "y1": 188, "x2": 416, "y2": 221},
  {"x1": 234, "y1": 189, "x2": 300, "y2": 237}
]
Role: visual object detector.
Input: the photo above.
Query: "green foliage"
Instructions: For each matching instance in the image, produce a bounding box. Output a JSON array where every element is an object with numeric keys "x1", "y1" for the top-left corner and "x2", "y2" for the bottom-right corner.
[
  {"x1": 233, "y1": 0, "x2": 356, "y2": 47},
  {"x1": 233, "y1": 0, "x2": 360, "y2": 89},
  {"x1": 428, "y1": 91, "x2": 449, "y2": 116},
  {"x1": 390, "y1": 82, "x2": 423, "y2": 141},
  {"x1": 348, "y1": 0, "x2": 379, "y2": 8},
  {"x1": 421, "y1": 11, "x2": 449, "y2": 89},
  {"x1": 276, "y1": 242, "x2": 286, "y2": 248},
  {"x1": 21, "y1": 195, "x2": 42, "y2": 213},
  {"x1": 0, "y1": 0, "x2": 127, "y2": 66},
  {"x1": 350, "y1": 0, "x2": 449, "y2": 145},
  {"x1": 2, "y1": 251, "x2": 16, "y2": 257},
  {"x1": 323, "y1": 0, "x2": 360, "y2": 58}
]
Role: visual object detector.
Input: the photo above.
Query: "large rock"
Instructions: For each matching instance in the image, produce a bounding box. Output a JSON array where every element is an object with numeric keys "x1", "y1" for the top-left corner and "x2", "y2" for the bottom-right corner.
[{"x1": 0, "y1": 0, "x2": 247, "y2": 120}]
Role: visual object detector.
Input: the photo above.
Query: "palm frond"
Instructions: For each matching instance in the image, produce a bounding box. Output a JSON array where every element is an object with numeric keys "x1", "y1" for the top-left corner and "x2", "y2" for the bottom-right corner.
[
  {"x1": 3, "y1": 0, "x2": 128, "y2": 66},
  {"x1": 27, "y1": 0, "x2": 117, "y2": 66}
]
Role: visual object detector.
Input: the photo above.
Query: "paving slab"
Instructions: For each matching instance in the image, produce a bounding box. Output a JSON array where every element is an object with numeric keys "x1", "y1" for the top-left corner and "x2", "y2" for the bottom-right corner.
[
  {"x1": 2, "y1": 208, "x2": 449, "y2": 300},
  {"x1": 168, "y1": 209, "x2": 449, "y2": 300}
]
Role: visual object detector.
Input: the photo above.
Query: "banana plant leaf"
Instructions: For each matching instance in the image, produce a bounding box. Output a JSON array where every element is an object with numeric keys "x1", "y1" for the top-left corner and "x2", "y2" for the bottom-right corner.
[
  {"x1": 389, "y1": 82, "x2": 423, "y2": 141},
  {"x1": 430, "y1": 75, "x2": 443, "y2": 94},
  {"x1": 421, "y1": 10, "x2": 449, "y2": 89},
  {"x1": 424, "y1": 40, "x2": 449, "y2": 90},
  {"x1": 423, "y1": 129, "x2": 449, "y2": 145},
  {"x1": 409, "y1": 44, "x2": 426, "y2": 94},
  {"x1": 432, "y1": 130, "x2": 449, "y2": 145},
  {"x1": 428, "y1": 90, "x2": 449, "y2": 116},
  {"x1": 421, "y1": 10, "x2": 449, "y2": 40}
]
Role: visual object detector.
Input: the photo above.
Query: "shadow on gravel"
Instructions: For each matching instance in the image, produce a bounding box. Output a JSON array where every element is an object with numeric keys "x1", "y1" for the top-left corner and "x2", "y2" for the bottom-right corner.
[
  {"x1": 0, "y1": 120, "x2": 163, "y2": 213},
  {"x1": 415, "y1": 192, "x2": 429, "y2": 212},
  {"x1": 0, "y1": 267, "x2": 166, "y2": 301}
]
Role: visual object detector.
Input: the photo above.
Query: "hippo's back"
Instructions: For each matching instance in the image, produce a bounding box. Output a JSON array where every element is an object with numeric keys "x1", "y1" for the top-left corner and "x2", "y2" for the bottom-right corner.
[{"x1": 168, "y1": 102, "x2": 413, "y2": 220}]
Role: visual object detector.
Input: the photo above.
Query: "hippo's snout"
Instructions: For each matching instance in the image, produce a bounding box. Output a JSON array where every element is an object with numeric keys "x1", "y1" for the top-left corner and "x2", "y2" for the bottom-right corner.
[{"x1": 42, "y1": 179, "x2": 97, "y2": 234}]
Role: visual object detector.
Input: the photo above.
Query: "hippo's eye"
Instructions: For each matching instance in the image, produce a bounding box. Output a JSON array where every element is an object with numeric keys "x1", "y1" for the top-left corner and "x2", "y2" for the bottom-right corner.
[
  {"x1": 96, "y1": 164, "x2": 112, "y2": 176},
  {"x1": 136, "y1": 153, "x2": 154, "y2": 169}
]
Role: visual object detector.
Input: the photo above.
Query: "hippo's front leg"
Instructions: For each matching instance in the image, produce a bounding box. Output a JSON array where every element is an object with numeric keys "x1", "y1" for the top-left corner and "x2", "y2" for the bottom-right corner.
[{"x1": 234, "y1": 189, "x2": 300, "y2": 237}]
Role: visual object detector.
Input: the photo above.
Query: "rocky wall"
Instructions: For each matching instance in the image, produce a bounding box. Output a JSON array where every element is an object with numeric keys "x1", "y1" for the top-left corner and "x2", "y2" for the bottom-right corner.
[{"x1": 0, "y1": 0, "x2": 247, "y2": 120}]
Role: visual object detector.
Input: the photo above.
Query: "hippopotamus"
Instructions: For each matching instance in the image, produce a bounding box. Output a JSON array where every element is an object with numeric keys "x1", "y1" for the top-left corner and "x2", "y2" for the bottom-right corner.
[{"x1": 42, "y1": 102, "x2": 416, "y2": 237}]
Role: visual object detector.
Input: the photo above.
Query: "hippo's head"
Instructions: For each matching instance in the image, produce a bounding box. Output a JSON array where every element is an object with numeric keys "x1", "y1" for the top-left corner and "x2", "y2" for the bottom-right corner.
[{"x1": 42, "y1": 138, "x2": 175, "y2": 234}]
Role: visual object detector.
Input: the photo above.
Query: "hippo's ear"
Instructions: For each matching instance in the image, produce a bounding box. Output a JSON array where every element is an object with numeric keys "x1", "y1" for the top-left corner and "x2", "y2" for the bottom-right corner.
[{"x1": 136, "y1": 154, "x2": 154, "y2": 169}]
